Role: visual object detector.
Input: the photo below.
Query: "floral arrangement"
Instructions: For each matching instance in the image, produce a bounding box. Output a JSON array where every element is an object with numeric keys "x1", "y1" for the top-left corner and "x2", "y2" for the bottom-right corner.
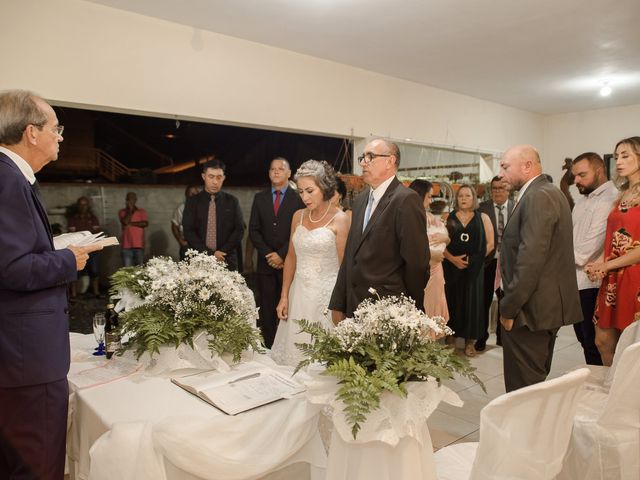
[
  {"x1": 109, "y1": 251, "x2": 262, "y2": 362},
  {"x1": 295, "y1": 290, "x2": 483, "y2": 438}
]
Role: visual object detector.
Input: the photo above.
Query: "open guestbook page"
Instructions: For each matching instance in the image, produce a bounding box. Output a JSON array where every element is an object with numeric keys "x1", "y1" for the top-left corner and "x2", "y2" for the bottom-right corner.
[
  {"x1": 171, "y1": 361, "x2": 305, "y2": 415},
  {"x1": 53, "y1": 231, "x2": 119, "y2": 250}
]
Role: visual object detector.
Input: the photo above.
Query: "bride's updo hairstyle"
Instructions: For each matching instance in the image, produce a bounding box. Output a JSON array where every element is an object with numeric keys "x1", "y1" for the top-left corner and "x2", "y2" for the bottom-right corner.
[{"x1": 294, "y1": 159, "x2": 338, "y2": 201}]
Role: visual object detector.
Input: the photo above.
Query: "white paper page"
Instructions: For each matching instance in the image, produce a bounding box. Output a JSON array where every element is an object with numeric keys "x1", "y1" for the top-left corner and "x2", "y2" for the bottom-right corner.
[
  {"x1": 53, "y1": 231, "x2": 119, "y2": 250},
  {"x1": 200, "y1": 372, "x2": 305, "y2": 415},
  {"x1": 53, "y1": 231, "x2": 92, "y2": 250},
  {"x1": 74, "y1": 232, "x2": 105, "y2": 246},
  {"x1": 171, "y1": 361, "x2": 266, "y2": 391},
  {"x1": 70, "y1": 357, "x2": 142, "y2": 389}
]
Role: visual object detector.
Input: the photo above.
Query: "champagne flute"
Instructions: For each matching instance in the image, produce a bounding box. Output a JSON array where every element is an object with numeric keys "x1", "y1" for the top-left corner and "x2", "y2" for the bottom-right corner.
[{"x1": 93, "y1": 313, "x2": 106, "y2": 356}]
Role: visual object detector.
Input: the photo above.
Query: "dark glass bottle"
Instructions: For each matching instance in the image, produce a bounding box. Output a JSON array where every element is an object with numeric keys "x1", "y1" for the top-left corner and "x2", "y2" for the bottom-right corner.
[{"x1": 105, "y1": 303, "x2": 120, "y2": 359}]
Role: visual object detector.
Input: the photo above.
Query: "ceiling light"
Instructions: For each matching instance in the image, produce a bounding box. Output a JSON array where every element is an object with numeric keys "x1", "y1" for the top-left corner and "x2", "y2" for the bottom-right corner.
[{"x1": 599, "y1": 84, "x2": 612, "y2": 97}]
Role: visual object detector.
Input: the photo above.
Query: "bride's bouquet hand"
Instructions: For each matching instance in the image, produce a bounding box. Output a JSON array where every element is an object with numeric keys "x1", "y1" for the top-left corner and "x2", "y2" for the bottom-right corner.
[{"x1": 276, "y1": 297, "x2": 288, "y2": 321}]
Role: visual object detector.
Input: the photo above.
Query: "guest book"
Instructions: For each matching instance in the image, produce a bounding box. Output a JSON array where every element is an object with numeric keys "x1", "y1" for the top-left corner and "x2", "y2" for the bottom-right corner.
[
  {"x1": 53, "y1": 231, "x2": 119, "y2": 250},
  {"x1": 170, "y1": 361, "x2": 305, "y2": 415}
]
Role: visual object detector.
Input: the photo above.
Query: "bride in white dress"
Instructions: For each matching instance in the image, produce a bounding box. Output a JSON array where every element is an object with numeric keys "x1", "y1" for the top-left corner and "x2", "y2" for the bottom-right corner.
[{"x1": 271, "y1": 160, "x2": 350, "y2": 367}]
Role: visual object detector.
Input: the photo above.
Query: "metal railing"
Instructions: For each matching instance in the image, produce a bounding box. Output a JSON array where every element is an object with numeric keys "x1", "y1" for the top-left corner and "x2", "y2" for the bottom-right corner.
[{"x1": 59, "y1": 147, "x2": 134, "y2": 181}]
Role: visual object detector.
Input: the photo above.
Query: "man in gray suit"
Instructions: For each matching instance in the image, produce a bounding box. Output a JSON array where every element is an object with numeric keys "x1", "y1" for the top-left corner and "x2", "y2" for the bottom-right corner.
[
  {"x1": 476, "y1": 176, "x2": 514, "y2": 351},
  {"x1": 329, "y1": 139, "x2": 429, "y2": 322},
  {"x1": 498, "y1": 145, "x2": 582, "y2": 392}
]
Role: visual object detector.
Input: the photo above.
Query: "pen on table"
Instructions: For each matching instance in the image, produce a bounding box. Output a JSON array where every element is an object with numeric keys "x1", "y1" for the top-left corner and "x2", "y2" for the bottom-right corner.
[{"x1": 228, "y1": 372, "x2": 261, "y2": 384}]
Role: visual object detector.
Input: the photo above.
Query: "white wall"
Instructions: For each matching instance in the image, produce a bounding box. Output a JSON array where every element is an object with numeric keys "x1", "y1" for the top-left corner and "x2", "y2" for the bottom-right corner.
[
  {"x1": 543, "y1": 104, "x2": 640, "y2": 184},
  {"x1": 0, "y1": 0, "x2": 542, "y2": 162},
  {"x1": 7, "y1": 0, "x2": 636, "y2": 186}
]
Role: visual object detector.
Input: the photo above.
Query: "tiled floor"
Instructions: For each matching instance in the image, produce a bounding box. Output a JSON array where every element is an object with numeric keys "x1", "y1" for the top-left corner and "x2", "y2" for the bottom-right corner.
[{"x1": 428, "y1": 325, "x2": 585, "y2": 450}]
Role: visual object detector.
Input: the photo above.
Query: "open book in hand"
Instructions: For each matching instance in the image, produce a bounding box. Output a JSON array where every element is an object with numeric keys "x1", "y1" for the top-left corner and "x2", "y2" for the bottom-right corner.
[
  {"x1": 53, "y1": 231, "x2": 119, "y2": 250},
  {"x1": 171, "y1": 361, "x2": 306, "y2": 415}
]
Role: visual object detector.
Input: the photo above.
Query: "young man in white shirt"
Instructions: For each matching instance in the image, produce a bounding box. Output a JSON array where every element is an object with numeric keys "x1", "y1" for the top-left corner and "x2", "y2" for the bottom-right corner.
[{"x1": 571, "y1": 152, "x2": 618, "y2": 365}]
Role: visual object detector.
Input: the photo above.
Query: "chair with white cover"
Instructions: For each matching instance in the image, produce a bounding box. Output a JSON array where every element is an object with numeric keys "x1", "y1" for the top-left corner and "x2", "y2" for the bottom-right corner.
[
  {"x1": 434, "y1": 368, "x2": 590, "y2": 480},
  {"x1": 557, "y1": 341, "x2": 640, "y2": 480},
  {"x1": 578, "y1": 320, "x2": 640, "y2": 392}
]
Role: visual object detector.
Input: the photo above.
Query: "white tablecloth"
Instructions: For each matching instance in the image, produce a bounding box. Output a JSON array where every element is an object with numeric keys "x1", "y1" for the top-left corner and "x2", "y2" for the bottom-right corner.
[{"x1": 67, "y1": 333, "x2": 327, "y2": 480}]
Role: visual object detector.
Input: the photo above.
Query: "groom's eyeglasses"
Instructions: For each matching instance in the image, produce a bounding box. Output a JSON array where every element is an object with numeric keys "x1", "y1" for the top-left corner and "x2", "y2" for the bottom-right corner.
[{"x1": 357, "y1": 152, "x2": 392, "y2": 165}]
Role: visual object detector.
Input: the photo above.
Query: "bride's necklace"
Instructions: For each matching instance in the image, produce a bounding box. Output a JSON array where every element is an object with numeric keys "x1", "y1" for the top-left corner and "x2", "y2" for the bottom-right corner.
[{"x1": 309, "y1": 203, "x2": 331, "y2": 223}]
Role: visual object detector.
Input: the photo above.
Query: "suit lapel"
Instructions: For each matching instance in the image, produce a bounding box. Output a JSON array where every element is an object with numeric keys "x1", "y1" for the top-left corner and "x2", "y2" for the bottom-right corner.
[
  {"x1": 504, "y1": 176, "x2": 545, "y2": 230},
  {"x1": 0, "y1": 154, "x2": 53, "y2": 246},
  {"x1": 349, "y1": 189, "x2": 368, "y2": 249},
  {"x1": 278, "y1": 187, "x2": 297, "y2": 218},
  {"x1": 354, "y1": 178, "x2": 400, "y2": 254},
  {"x1": 31, "y1": 185, "x2": 54, "y2": 246},
  {"x1": 487, "y1": 202, "x2": 497, "y2": 227}
]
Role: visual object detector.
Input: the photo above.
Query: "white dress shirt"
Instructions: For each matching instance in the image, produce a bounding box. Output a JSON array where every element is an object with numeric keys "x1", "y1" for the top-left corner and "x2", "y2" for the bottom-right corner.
[
  {"x1": 573, "y1": 180, "x2": 618, "y2": 290},
  {"x1": 368, "y1": 175, "x2": 396, "y2": 218},
  {"x1": 0, "y1": 146, "x2": 36, "y2": 184},
  {"x1": 515, "y1": 174, "x2": 542, "y2": 204}
]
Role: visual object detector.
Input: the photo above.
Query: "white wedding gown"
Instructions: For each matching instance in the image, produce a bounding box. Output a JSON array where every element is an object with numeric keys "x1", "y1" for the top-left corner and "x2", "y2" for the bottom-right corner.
[{"x1": 270, "y1": 213, "x2": 340, "y2": 367}]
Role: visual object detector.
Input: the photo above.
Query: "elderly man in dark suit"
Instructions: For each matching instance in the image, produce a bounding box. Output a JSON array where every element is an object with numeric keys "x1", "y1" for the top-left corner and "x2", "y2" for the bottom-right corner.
[
  {"x1": 475, "y1": 176, "x2": 514, "y2": 351},
  {"x1": 0, "y1": 90, "x2": 100, "y2": 479},
  {"x1": 498, "y1": 145, "x2": 582, "y2": 392},
  {"x1": 249, "y1": 157, "x2": 304, "y2": 347},
  {"x1": 183, "y1": 159, "x2": 245, "y2": 271},
  {"x1": 330, "y1": 139, "x2": 429, "y2": 321}
]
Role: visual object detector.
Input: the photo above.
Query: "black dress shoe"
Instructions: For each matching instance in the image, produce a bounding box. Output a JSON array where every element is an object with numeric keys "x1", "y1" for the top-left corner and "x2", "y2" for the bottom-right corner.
[{"x1": 474, "y1": 340, "x2": 486, "y2": 352}]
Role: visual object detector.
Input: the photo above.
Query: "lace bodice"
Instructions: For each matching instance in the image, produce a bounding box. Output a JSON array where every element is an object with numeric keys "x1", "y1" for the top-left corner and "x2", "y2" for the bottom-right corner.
[
  {"x1": 270, "y1": 218, "x2": 340, "y2": 367},
  {"x1": 292, "y1": 224, "x2": 340, "y2": 288}
]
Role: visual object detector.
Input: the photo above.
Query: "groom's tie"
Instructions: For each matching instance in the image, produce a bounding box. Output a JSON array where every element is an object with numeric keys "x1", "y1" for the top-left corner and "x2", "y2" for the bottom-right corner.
[{"x1": 362, "y1": 191, "x2": 374, "y2": 231}]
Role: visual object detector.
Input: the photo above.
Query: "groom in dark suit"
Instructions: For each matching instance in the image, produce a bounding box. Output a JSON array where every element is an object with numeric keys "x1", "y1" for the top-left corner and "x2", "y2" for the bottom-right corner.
[
  {"x1": 249, "y1": 157, "x2": 304, "y2": 347},
  {"x1": 498, "y1": 145, "x2": 582, "y2": 392},
  {"x1": 330, "y1": 139, "x2": 429, "y2": 321},
  {"x1": 0, "y1": 90, "x2": 100, "y2": 479}
]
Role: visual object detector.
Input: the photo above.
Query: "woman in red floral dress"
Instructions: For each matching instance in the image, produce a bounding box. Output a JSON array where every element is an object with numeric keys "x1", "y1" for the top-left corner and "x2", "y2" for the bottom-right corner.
[{"x1": 587, "y1": 136, "x2": 640, "y2": 365}]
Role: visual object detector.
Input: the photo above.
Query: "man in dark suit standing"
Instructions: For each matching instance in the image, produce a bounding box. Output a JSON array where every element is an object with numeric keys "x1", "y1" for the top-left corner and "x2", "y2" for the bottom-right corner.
[
  {"x1": 183, "y1": 159, "x2": 245, "y2": 271},
  {"x1": 475, "y1": 176, "x2": 514, "y2": 351},
  {"x1": 498, "y1": 145, "x2": 582, "y2": 392},
  {"x1": 249, "y1": 157, "x2": 304, "y2": 348},
  {"x1": 0, "y1": 90, "x2": 100, "y2": 479},
  {"x1": 330, "y1": 139, "x2": 429, "y2": 321}
]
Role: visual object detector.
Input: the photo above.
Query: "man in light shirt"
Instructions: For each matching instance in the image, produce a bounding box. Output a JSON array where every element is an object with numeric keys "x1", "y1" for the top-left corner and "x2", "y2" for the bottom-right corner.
[{"x1": 571, "y1": 152, "x2": 618, "y2": 365}]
